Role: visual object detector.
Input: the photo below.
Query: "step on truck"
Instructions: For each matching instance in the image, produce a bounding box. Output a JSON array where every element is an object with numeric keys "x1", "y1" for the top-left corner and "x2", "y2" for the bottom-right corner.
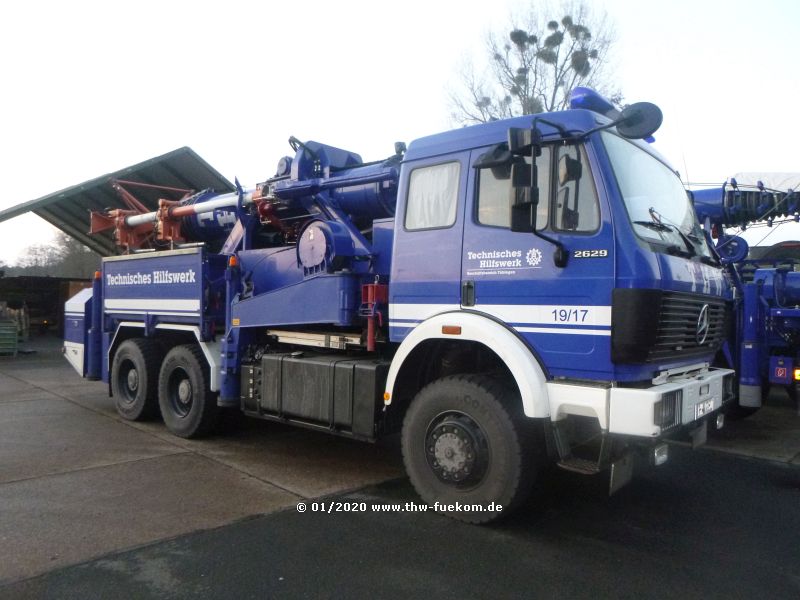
[{"x1": 63, "y1": 88, "x2": 735, "y2": 523}]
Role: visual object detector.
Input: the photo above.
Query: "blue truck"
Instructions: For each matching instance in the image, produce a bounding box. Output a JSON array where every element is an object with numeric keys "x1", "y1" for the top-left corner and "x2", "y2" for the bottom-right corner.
[
  {"x1": 63, "y1": 88, "x2": 736, "y2": 522},
  {"x1": 692, "y1": 176, "x2": 800, "y2": 415}
]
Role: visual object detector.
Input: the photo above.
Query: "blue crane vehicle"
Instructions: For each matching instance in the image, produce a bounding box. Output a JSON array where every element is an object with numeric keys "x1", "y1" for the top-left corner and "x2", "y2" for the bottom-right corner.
[
  {"x1": 692, "y1": 174, "x2": 800, "y2": 415},
  {"x1": 62, "y1": 88, "x2": 735, "y2": 522}
]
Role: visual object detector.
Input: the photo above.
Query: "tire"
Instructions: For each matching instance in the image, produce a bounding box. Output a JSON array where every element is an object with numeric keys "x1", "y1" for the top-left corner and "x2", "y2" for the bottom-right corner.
[
  {"x1": 158, "y1": 344, "x2": 219, "y2": 438},
  {"x1": 401, "y1": 374, "x2": 537, "y2": 524},
  {"x1": 111, "y1": 338, "x2": 161, "y2": 421}
]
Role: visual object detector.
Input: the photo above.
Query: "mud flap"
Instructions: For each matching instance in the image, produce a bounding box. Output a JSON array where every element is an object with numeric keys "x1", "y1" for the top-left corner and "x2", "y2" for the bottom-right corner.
[
  {"x1": 689, "y1": 420, "x2": 708, "y2": 449},
  {"x1": 609, "y1": 453, "x2": 634, "y2": 496}
]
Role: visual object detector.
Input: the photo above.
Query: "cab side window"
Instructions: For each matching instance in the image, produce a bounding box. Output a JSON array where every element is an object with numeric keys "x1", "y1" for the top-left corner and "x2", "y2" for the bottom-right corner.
[
  {"x1": 405, "y1": 162, "x2": 461, "y2": 230},
  {"x1": 476, "y1": 148, "x2": 551, "y2": 230}
]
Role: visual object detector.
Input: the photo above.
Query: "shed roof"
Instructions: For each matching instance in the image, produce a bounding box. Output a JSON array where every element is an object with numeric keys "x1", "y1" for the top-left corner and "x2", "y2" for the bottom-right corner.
[{"x1": 0, "y1": 147, "x2": 234, "y2": 256}]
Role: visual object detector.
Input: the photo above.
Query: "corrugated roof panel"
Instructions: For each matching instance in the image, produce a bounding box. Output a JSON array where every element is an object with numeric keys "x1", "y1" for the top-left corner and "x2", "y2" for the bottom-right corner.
[{"x1": 0, "y1": 147, "x2": 234, "y2": 257}]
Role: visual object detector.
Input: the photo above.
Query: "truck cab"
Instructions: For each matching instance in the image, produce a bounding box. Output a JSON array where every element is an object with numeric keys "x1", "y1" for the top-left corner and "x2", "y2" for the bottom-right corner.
[{"x1": 385, "y1": 91, "x2": 734, "y2": 512}]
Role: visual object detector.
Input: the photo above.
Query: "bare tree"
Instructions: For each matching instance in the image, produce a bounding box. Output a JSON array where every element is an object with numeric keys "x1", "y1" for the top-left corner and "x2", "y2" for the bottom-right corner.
[
  {"x1": 5, "y1": 232, "x2": 99, "y2": 278},
  {"x1": 15, "y1": 243, "x2": 61, "y2": 276},
  {"x1": 451, "y1": 1, "x2": 621, "y2": 124},
  {"x1": 51, "y1": 232, "x2": 100, "y2": 278}
]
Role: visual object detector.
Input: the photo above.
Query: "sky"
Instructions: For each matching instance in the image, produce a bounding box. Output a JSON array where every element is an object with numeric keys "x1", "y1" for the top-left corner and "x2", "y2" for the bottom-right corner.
[{"x1": 0, "y1": 0, "x2": 798, "y2": 263}]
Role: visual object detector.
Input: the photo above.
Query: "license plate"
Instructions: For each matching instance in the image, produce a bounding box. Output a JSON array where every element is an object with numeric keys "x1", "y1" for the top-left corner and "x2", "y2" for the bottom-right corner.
[{"x1": 694, "y1": 398, "x2": 714, "y2": 419}]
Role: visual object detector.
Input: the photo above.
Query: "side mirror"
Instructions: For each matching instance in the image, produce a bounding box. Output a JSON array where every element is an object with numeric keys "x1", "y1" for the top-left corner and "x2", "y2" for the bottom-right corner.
[
  {"x1": 558, "y1": 154, "x2": 582, "y2": 185},
  {"x1": 511, "y1": 158, "x2": 531, "y2": 187},
  {"x1": 508, "y1": 127, "x2": 542, "y2": 157},
  {"x1": 616, "y1": 102, "x2": 663, "y2": 140},
  {"x1": 474, "y1": 143, "x2": 514, "y2": 180},
  {"x1": 511, "y1": 195, "x2": 537, "y2": 232},
  {"x1": 510, "y1": 158, "x2": 538, "y2": 233},
  {"x1": 508, "y1": 128, "x2": 533, "y2": 156},
  {"x1": 473, "y1": 143, "x2": 512, "y2": 169}
]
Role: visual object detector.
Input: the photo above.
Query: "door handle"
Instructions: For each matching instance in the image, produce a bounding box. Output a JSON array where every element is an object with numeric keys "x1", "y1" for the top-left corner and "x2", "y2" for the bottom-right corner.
[{"x1": 461, "y1": 280, "x2": 475, "y2": 307}]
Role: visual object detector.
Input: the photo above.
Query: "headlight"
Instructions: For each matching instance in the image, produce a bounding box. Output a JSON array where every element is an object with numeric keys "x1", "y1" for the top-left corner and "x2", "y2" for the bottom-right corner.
[{"x1": 654, "y1": 390, "x2": 682, "y2": 431}]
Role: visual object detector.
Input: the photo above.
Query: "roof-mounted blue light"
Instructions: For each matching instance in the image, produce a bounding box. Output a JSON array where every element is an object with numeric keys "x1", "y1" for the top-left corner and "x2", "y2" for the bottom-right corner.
[
  {"x1": 569, "y1": 87, "x2": 619, "y2": 119},
  {"x1": 570, "y1": 87, "x2": 661, "y2": 143}
]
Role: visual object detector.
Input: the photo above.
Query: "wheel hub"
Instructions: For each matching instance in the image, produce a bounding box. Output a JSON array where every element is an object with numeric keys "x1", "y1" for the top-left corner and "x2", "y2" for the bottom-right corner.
[
  {"x1": 177, "y1": 379, "x2": 192, "y2": 404},
  {"x1": 425, "y1": 414, "x2": 487, "y2": 486},
  {"x1": 126, "y1": 369, "x2": 139, "y2": 392},
  {"x1": 434, "y1": 432, "x2": 470, "y2": 473}
]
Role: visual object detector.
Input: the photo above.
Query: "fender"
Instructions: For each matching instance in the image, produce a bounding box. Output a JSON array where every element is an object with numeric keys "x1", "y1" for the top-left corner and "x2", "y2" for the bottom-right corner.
[{"x1": 384, "y1": 311, "x2": 550, "y2": 417}]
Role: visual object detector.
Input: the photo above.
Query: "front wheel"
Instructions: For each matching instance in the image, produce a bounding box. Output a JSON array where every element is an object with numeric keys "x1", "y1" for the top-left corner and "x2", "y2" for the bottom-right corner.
[
  {"x1": 401, "y1": 375, "x2": 537, "y2": 524},
  {"x1": 158, "y1": 344, "x2": 219, "y2": 438}
]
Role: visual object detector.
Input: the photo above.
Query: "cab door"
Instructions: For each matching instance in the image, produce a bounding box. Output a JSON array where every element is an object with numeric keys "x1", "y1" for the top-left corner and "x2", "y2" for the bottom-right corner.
[
  {"x1": 462, "y1": 142, "x2": 616, "y2": 380},
  {"x1": 389, "y1": 152, "x2": 469, "y2": 342}
]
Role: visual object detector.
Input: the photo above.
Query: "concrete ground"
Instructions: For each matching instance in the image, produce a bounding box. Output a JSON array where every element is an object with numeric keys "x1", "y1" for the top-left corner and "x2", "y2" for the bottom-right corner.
[
  {"x1": 0, "y1": 336, "x2": 403, "y2": 584},
  {"x1": 5, "y1": 447, "x2": 800, "y2": 600},
  {"x1": 0, "y1": 335, "x2": 798, "y2": 586},
  {"x1": 707, "y1": 386, "x2": 800, "y2": 465}
]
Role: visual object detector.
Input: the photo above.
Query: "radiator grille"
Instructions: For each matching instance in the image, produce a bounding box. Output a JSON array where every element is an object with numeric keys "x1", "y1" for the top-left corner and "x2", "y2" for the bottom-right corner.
[
  {"x1": 648, "y1": 292, "x2": 727, "y2": 362},
  {"x1": 611, "y1": 288, "x2": 730, "y2": 364}
]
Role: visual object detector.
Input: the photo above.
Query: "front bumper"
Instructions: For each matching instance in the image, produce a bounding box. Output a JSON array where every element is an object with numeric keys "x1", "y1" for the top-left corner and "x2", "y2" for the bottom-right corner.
[{"x1": 608, "y1": 367, "x2": 735, "y2": 438}]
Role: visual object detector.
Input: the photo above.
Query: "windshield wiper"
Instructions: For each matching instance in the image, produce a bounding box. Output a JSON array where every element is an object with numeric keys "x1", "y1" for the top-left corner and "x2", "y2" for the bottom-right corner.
[
  {"x1": 647, "y1": 208, "x2": 696, "y2": 257},
  {"x1": 633, "y1": 220, "x2": 672, "y2": 232},
  {"x1": 686, "y1": 231, "x2": 702, "y2": 242},
  {"x1": 665, "y1": 244, "x2": 693, "y2": 258},
  {"x1": 670, "y1": 225, "x2": 697, "y2": 257},
  {"x1": 648, "y1": 208, "x2": 721, "y2": 265},
  {"x1": 633, "y1": 219, "x2": 696, "y2": 256}
]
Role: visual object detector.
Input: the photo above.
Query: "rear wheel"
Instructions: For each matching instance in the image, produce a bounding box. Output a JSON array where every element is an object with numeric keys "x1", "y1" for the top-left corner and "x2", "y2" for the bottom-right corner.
[
  {"x1": 111, "y1": 338, "x2": 161, "y2": 421},
  {"x1": 158, "y1": 344, "x2": 219, "y2": 438},
  {"x1": 401, "y1": 375, "x2": 537, "y2": 524}
]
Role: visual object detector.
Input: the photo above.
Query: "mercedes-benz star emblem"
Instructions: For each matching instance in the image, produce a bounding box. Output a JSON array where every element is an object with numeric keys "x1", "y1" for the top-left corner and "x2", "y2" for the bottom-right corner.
[{"x1": 696, "y1": 304, "x2": 710, "y2": 345}]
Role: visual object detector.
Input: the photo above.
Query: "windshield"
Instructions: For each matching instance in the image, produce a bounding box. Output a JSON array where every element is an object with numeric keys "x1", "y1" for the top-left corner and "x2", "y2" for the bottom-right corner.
[{"x1": 601, "y1": 132, "x2": 713, "y2": 259}]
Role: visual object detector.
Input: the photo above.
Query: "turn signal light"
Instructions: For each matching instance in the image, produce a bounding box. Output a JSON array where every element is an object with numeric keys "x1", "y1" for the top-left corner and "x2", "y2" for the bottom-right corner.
[{"x1": 793, "y1": 368, "x2": 800, "y2": 381}]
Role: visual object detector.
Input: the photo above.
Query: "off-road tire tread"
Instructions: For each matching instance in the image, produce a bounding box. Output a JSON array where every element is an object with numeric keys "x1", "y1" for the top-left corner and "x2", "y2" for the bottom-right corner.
[
  {"x1": 158, "y1": 344, "x2": 219, "y2": 439},
  {"x1": 112, "y1": 338, "x2": 162, "y2": 421},
  {"x1": 401, "y1": 374, "x2": 539, "y2": 524}
]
